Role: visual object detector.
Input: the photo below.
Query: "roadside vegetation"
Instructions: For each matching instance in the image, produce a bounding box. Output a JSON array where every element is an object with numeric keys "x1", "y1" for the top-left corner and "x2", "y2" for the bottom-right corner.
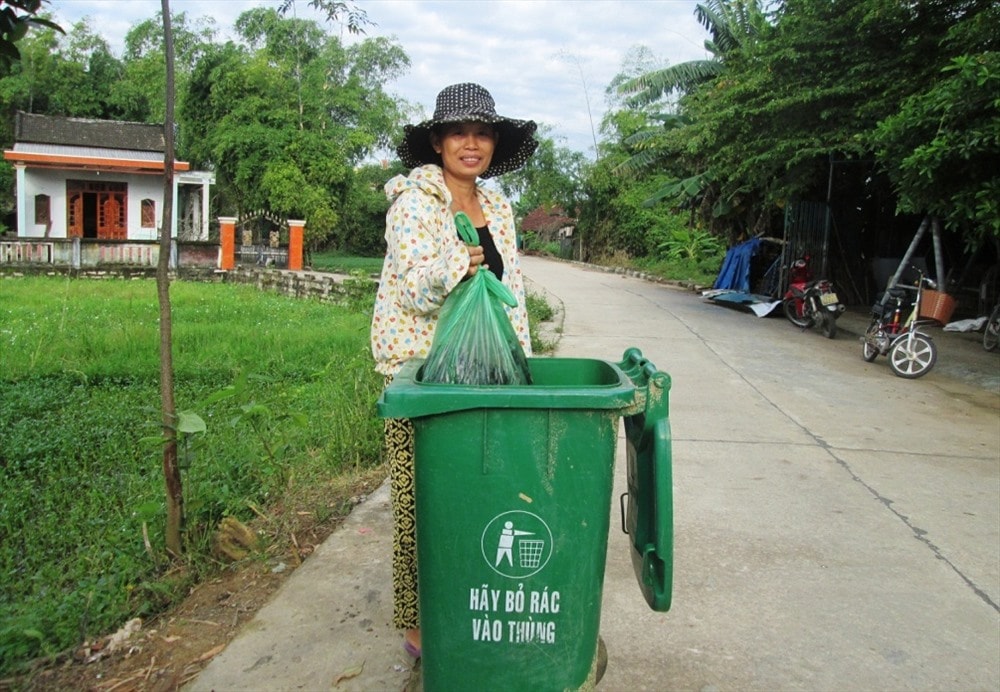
[
  {"x1": 0, "y1": 276, "x2": 385, "y2": 675},
  {"x1": 0, "y1": 273, "x2": 558, "y2": 676}
]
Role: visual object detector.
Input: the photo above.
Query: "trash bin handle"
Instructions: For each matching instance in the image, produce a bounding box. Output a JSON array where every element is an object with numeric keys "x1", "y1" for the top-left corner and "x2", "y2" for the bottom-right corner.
[{"x1": 620, "y1": 347, "x2": 657, "y2": 384}]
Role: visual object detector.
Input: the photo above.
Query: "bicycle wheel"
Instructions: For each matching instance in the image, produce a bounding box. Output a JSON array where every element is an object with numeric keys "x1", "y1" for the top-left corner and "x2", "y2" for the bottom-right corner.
[
  {"x1": 862, "y1": 322, "x2": 880, "y2": 362},
  {"x1": 783, "y1": 298, "x2": 812, "y2": 328},
  {"x1": 983, "y1": 306, "x2": 1000, "y2": 352},
  {"x1": 888, "y1": 333, "x2": 937, "y2": 378}
]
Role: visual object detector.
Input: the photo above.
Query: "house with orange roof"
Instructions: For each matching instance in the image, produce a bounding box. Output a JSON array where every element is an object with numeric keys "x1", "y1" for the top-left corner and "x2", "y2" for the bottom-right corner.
[{"x1": 3, "y1": 112, "x2": 214, "y2": 242}]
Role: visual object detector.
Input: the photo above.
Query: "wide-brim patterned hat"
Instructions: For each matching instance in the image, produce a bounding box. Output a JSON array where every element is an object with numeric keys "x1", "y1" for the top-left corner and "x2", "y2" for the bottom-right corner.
[{"x1": 397, "y1": 83, "x2": 538, "y2": 179}]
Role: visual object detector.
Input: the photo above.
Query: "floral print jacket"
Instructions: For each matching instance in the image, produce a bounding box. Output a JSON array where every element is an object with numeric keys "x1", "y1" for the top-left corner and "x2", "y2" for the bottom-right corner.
[{"x1": 370, "y1": 164, "x2": 532, "y2": 376}]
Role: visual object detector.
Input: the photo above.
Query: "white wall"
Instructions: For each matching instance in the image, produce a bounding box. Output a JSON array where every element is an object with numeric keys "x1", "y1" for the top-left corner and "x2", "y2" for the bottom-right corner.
[
  {"x1": 19, "y1": 169, "x2": 168, "y2": 240},
  {"x1": 128, "y1": 175, "x2": 166, "y2": 240},
  {"x1": 21, "y1": 168, "x2": 66, "y2": 238}
]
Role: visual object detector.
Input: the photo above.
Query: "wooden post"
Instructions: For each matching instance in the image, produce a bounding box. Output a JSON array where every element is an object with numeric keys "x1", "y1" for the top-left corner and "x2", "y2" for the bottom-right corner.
[
  {"x1": 218, "y1": 216, "x2": 236, "y2": 270},
  {"x1": 288, "y1": 219, "x2": 305, "y2": 271}
]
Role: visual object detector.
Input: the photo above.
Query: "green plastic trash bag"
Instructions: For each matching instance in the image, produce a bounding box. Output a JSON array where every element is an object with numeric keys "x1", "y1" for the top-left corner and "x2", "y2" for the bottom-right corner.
[{"x1": 420, "y1": 214, "x2": 532, "y2": 385}]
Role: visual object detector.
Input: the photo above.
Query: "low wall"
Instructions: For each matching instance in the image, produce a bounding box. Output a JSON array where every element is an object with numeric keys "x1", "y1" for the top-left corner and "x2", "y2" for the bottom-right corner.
[
  {"x1": 222, "y1": 267, "x2": 371, "y2": 306},
  {"x1": 0, "y1": 238, "x2": 220, "y2": 270}
]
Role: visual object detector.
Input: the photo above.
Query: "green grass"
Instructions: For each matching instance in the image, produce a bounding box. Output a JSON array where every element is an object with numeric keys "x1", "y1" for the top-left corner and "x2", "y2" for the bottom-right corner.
[
  {"x1": 525, "y1": 291, "x2": 557, "y2": 354},
  {"x1": 0, "y1": 276, "x2": 384, "y2": 674},
  {"x1": 0, "y1": 269, "x2": 558, "y2": 676},
  {"x1": 307, "y1": 251, "x2": 384, "y2": 275},
  {"x1": 629, "y1": 255, "x2": 722, "y2": 287}
]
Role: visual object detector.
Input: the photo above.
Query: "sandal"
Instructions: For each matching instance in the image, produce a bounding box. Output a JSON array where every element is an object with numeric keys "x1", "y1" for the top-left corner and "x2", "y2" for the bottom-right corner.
[{"x1": 403, "y1": 638, "x2": 422, "y2": 659}]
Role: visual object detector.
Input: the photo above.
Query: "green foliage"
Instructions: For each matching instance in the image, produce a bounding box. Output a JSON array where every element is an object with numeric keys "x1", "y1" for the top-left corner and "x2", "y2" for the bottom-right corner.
[
  {"x1": 110, "y1": 12, "x2": 217, "y2": 122},
  {"x1": 0, "y1": 19, "x2": 117, "y2": 121},
  {"x1": 525, "y1": 290, "x2": 557, "y2": 355},
  {"x1": 333, "y1": 161, "x2": 405, "y2": 256},
  {"x1": 872, "y1": 49, "x2": 1000, "y2": 244},
  {"x1": 0, "y1": 277, "x2": 383, "y2": 674},
  {"x1": 655, "y1": 225, "x2": 723, "y2": 263},
  {"x1": 632, "y1": 252, "x2": 724, "y2": 287},
  {"x1": 520, "y1": 232, "x2": 563, "y2": 258},
  {"x1": 495, "y1": 125, "x2": 588, "y2": 219},
  {"x1": 594, "y1": 0, "x2": 998, "y2": 256},
  {"x1": 0, "y1": 0, "x2": 63, "y2": 69},
  {"x1": 179, "y1": 7, "x2": 409, "y2": 246},
  {"x1": 281, "y1": 0, "x2": 373, "y2": 36}
]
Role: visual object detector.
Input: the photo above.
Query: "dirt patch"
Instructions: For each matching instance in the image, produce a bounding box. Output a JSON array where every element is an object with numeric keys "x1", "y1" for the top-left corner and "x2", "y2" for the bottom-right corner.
[{"x1": 5, "y1": 467, "x2": 388, "y2": 692}]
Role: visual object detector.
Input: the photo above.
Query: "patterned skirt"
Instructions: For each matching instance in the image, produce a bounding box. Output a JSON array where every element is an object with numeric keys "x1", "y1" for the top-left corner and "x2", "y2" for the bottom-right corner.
[{"x1": 384, "y1": 405, "x2": 419, "y2": 630}]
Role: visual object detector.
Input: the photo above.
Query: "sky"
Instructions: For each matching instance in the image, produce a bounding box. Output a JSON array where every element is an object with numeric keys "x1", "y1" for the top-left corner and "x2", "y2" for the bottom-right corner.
[{"x1": 47, "y1": 0, "x2": 712, "y2": 158}]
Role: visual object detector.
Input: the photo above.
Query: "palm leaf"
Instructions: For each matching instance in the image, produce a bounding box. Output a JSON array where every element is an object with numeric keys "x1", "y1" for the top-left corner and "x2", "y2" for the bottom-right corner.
[{"x1": 619, "y1": 60, "x2": 724, "y2": 105}]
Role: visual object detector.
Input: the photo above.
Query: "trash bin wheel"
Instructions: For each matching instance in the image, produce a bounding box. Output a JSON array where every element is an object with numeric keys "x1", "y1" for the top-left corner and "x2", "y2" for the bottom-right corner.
[{"x1": 596, "y1": 636, "x2": 608, "y2": 685}]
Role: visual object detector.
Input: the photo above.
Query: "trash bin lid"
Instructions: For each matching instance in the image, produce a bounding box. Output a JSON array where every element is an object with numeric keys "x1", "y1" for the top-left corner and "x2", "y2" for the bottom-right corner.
[{"x1": 377, "y1": 356, "x2": 637, "y2": 419}]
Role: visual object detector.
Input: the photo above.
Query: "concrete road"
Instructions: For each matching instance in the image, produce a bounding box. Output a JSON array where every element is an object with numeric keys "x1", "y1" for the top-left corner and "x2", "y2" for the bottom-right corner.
[
  {"x1": 190, "y1": 255, "x2": 999, "y2": 691},
  {"x1": 522, "y1": 256, "x2": 999, "y2": 692}
]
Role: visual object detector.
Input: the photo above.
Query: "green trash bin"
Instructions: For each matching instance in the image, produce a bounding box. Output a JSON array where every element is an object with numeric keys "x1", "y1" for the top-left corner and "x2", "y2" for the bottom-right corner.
[{"x1": 377, "y1": 347, "x2": 672, "y2": 691}]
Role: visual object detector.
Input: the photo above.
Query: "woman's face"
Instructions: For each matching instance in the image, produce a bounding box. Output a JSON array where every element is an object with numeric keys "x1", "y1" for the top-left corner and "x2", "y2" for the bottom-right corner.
[{"x1": 431, "y1": 122, "x2": 498, "y2": 180}]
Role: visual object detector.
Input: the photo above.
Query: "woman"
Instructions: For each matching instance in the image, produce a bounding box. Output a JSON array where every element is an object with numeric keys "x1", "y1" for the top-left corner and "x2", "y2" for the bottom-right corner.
[{"x1": 370, "y1": 83, "x2": 538, "y2": 658}]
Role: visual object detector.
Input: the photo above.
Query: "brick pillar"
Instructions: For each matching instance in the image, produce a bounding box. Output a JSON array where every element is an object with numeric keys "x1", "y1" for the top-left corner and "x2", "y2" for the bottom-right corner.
[
  {"x1": 218, "y1": 216, "x2": 236, "y2": 270},
  {"x1": 288, "y1": 219, "x2": 305, "y2": 271}
]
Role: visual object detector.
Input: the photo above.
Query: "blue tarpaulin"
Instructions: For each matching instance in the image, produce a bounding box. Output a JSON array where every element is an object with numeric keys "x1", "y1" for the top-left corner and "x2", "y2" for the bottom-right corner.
[
  {"x1": 713, "y1": 237, "x2": 761, "y2": 291},
  {"x1": 705, "y1": 237, "x2": 780, "y2": 316}
]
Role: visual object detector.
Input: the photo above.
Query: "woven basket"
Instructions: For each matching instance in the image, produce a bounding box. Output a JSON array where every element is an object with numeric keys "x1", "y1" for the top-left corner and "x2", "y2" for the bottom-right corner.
[{"x1": 918, "y1": 289, "x2": 957, "y2": 325}]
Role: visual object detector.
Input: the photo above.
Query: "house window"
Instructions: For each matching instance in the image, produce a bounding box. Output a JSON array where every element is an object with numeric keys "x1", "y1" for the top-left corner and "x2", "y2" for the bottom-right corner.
[
  {"x1": 141, "y1": 199, "x2": 156, "y2": 228},
  {"x1": 34, "y1": 194, "x2": 50, "y2": 225}
]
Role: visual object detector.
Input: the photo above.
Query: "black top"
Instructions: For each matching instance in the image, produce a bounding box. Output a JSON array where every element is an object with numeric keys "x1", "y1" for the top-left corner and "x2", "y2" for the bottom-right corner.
[{"x1": 475, "y1": 224, "x2": 504, "y2": 281}]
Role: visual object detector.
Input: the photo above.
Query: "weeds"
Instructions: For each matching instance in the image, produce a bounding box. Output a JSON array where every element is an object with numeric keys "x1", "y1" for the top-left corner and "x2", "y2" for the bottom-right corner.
[
  {"x1": 525, "y1": 291, "x2": 558, "y2": 355},
  {"x1": 0, "y1": 270, "x2": 558, "y2": 675},
  {"x1": 0, "y1": 277, "x2": 383, "y2": 675}
]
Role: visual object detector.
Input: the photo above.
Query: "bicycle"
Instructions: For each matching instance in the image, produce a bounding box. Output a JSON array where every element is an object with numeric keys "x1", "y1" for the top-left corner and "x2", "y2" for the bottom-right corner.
[
  {"x1": 984, "y1": 302, "x2": 1000, "y2": 352},
  {"x1": 861, "y1": 269, "x2": 946, "y2": 379}
]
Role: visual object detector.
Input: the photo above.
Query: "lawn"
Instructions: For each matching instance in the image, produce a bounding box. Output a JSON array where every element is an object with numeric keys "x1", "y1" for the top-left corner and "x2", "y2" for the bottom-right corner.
[
  {"x1": 0, "y1": 264, "x2": 559, "y2": 676},
  {"x1": 306, "y1": 251, "x2": 383, "y2": 275},
  {"x1": 0, "y1": 276, "x2": 384, "y2": 674}
]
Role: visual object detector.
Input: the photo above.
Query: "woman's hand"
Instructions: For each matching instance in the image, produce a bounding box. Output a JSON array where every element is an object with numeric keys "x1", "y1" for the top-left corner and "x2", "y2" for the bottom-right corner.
[{"x1": 465, "y1": 244, "x2": 485, "y2": 277}]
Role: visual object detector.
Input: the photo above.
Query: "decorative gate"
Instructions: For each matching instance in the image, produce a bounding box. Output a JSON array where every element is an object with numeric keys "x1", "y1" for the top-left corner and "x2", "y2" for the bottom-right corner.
[{"x1": 236, "y1": 209, "x2": 289, "y2": 268}]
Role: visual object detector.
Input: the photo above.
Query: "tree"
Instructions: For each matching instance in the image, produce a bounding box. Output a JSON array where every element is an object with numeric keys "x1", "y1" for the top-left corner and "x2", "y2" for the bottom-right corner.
[
  {"x1": 180, "y1": 7, "x2": 408, "y2": 247},
  {"x1": 495, "y1": 125, "x2": 587, "y2": 220},
  {"x1": 278, "y1": 0, "x2": 372, "y2": 36},
  {"x1": 610, "y1": 1, "x2": 770, "y2": 242},
  {"x1": 110, "y1": 11, "x2": 216, "y2": 123},
  {"x1": 607, "y1": 0, "x2": 996, "y2": 252},
  {"x1": 616, "y1": 0, "x2": 767, "y2": 107},
  {"x1": 870, "y1": 3, "x2": 1000, "y2": 245},
  {"x1": 0, "y1": 0, "x2": 62, "y2": 68},
  {"x1": 335, "y1": 160, "x2": 406, "y2": 257},
  {"x1": 156, "y1": 0, "x2": 183, "y2": 557}
]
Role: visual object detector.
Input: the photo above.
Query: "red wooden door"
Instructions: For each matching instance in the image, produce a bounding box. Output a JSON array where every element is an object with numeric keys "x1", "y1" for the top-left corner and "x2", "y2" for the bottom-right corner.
[
  {"x1": 98, "y1": 192, "x2": 126, "y2": 239},
  {"x1": 67, "y1": 193, "x2": 83, "y2": 237}
]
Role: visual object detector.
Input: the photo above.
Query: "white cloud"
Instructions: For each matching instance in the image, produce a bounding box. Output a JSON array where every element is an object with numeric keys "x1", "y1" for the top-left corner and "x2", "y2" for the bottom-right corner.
[{"x1": 48, "y1": 0, "x2": 710, "y2": 157}]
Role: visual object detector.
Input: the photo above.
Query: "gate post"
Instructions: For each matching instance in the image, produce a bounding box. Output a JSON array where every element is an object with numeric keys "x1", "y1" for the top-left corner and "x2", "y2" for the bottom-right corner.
[
  {"x1": 288, "y1": 219, "x2": 305, "y2": 271},
  {"x1": 219, "y1": 216, "x2": 236, "y2": 270}
]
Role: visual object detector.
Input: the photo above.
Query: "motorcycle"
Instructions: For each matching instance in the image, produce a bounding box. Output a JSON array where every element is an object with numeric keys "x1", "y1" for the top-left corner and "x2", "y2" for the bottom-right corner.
[{"x1": 782, "y1": 257, "x2": 845, "y2": 338}]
